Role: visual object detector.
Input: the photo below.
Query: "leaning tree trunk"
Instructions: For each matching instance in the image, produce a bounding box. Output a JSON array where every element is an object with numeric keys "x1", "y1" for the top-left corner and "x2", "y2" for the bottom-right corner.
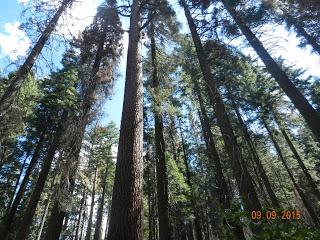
[
  {"x1": 15, "y1": 111, "x2": 68, "y2": 240},
  {"x1": 261, "y1": 117, "x2": 320, "y2": 226},
  {"x1": 181, "y1": 0, "x2": 261, "y2": 212},
  {"x1": 6, "y1": 149, "x2": 31, "y2": 210},
  {"x1": 194, "y1": 81, "x2": 246, "y2": 240},
  {"x1": 36, "y1": 195, "x2": 51, "y2": 240},
  {"x1": 107, "y1": 0, "x2": 144, "y2": 239},
  {"x1": 221, "y1": 0, "x2": 320, "y2": 142},
  {"x1": 150, "y1": 20, "x2": 172, "y2": 240},
  {"x1": 227, "y1": 91, "x2": 280, "y2": 208},
  {"x1": 270, "y1": 108, "x2": 320, "y2": 200},
  {"x1": 2, "y1": 129, "x2": 46, "y2": 235},
  {"x1": 0, "y1": 0, "x2": 74, "y2": 116},
  {"x1": 36, "y1": 179, "x2": 56, "y2": 240}
]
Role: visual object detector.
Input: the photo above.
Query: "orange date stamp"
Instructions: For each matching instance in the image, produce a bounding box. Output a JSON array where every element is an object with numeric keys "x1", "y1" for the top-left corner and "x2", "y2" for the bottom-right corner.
[{"x1": 251, "y1": 210, "x2": 301, "y2": 221}]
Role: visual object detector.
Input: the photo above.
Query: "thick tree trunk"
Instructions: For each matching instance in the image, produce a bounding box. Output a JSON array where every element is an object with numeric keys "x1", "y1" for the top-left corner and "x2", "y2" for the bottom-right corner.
[
  {"x1": 221, "y1": 0, "x2": 320, "y2": 142},
  {"x1": 270, "y1": 109, "x2": 320, "y2": 200},
  {"x1": 45, "y1": 201, "x2": 68, "y2": 240},
  {"x1": 150, "y1": 21, "x2": 172, "y2": 240},
  {"x1": 107, "y1": 0, "x2": 144, "y2": 239},
  {"x1": 3, "y1": 131, "x2": 45, "y2": 234},
  {"x1": 0, "y1": 0, "x2": 73, "y2": 116},
  {"x1": 181, "y1": 0, "x2": 261, "y2": 212},
  {"x1": 227, "y1": 92, "x2": 280, "y2": 208},
  {"x1": 262, "y1": 117, "x2": 320, "y2": 226}
]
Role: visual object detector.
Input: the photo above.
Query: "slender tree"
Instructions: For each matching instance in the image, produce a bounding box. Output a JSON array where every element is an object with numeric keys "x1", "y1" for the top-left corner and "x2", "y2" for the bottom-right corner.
[
  {"x1": 0, "y1": 0, "x2": 74, "y2": 115},
  {"x1": 261, "y1": 116, "x2": 320, "y2": 226},
  {"x1": 149, "y1": 20, "x2": 172, "y2": 240},
  {"x1": 219, "y1": 0, "x2": 320, "y2": 142},
  {"x1": 181, "y1": 0, "x2": 262, "y2": 212}
]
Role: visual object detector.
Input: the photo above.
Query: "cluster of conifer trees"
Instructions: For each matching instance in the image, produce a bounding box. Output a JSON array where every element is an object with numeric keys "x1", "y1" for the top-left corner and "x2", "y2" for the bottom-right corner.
[{"x1": 0, "y1": 0, "x2": 319, "y2": 239}]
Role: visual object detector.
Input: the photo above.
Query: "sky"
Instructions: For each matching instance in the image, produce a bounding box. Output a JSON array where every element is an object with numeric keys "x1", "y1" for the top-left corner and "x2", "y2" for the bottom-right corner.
[{"x1": 0, "y1": 0, "x2": 319, "y2": 128}]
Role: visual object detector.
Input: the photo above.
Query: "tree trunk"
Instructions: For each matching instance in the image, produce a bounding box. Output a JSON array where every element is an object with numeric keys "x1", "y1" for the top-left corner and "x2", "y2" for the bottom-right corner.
[
  {"x1": 194, "y1": 81, "x2": 245, "y2": 240},
  {"x1": 104, "y1": 205, "x2": 111, "y2": 240},
  {"x1": 93, "y1": 162, "x2": 109, "y2": 240},
  {"x1": 6, "y1": 149, "x2": 30, "y2": 212},
  {"x1": 270, "y1": 109, "x2": 320, "y2": 200},
  {"x1": 150, "y1": 20, "x2": 172, "y2": 240},
  {"x1": 261, "y1": 117, "x2": 320, "y2": 226},
  {"x1": 227, "y1": 92, "x2": 280, "y2": 208},
  {"x1": 80, "y1": 196, "x2": 88, "y2": 240},
  {"x1": 2, "y1": 130, "x2": 45, "y2": 233},
  {"x1": 44, "y1": 7, "x2": 111, "y2": 237},
  {"x1": 0, "y1": 0, "x2": 74, "y2": 116},
  {"x1": 36, "y1": 195, "x2": 51, "y2": 240},
  {"x1": 15, "y1": 111, "x2": 68, "y2": 240},
  {"x1": 146, "y1": 145, "x2": 156, "y2": 240},
  {"x1": 221, "y1": 0, "x2": 320, "y2": 142},
  {"x1": 106, "y1": 0, "x2": 143, "y2": 239},
  {"x1": 181, "y1": 0, "x2": 261, "y2": 212},
  {"x1": 85, "y1": 167, "x2": 98, "y2": 240},
  {"x1": 75, "y1": 190, "x2": 86, "y2": 240},
  {"x1": 178, "y1": 119, "x2": 204, "y2": 240}
]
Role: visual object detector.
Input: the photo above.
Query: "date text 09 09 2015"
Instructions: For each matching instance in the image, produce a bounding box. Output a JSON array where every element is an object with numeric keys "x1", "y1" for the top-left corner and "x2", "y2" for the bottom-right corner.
[{"x1": 251, "y1": 210, "x2": 301, "y2": 221}]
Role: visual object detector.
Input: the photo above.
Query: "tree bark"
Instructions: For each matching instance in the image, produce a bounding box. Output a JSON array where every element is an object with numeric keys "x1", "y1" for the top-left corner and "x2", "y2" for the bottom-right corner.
[
  {"x1": 107, "y1": 0, "x2": 144, "y2": 239},
  {"x1": 150, "y1": 20, "x2": 172, "y2": 240},
  {"x1": 181, "y1": 0, "x2": 261, "y2": 212},
  {"x1": 0, "y1": 0, "x2": 74, "y2": 116},
  {"x1": 15, "y1": 111, "x2": 68, "y2": 240},
  {"x1": 221, "y1": 0, "x2": 320, "y2": 142},
  {"x1": 261, "y1": 117, "x2": 320, "y2": 226}
]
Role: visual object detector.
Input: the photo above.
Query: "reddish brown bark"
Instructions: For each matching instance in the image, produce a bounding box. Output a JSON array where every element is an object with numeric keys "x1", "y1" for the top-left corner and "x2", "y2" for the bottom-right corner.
[{"x1": 107, "y1": 0, "x2": 144, "y2": 239}]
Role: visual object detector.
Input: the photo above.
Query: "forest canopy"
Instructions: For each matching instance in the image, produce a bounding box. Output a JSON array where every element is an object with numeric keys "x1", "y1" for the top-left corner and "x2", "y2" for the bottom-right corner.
[{"x1": 0, "y1": 0, "x2": 320, "y2": 239}]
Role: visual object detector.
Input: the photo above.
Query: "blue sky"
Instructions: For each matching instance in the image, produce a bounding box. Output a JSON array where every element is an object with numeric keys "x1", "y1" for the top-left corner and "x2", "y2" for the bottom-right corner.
[{"x1": 1, "y1": 0, "x2": 319, "y2": 128}]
